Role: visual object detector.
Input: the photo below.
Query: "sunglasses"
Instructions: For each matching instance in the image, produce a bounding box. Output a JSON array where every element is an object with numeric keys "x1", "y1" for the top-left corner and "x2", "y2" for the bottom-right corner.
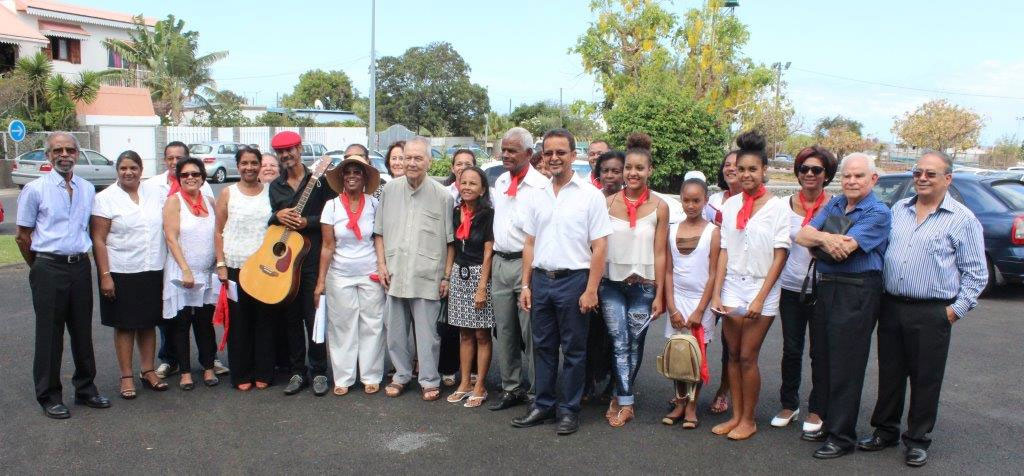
[
  {"x1": 911, "y1": 169, "x2": 947, "y2": 179},
  {"x1": 798, "y1": 165, "x2": 825, "y2": 175},
  {"x1": 179, "y1": 172, "x2": 203, "y2": 179},
  {"x1": 51, "y1": 147, "x2": 78, "y2": 155}
]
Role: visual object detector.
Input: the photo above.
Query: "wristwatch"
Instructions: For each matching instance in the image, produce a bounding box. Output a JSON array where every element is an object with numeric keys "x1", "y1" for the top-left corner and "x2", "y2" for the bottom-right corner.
[{"x1": 216, "y1": 261, "x2": 226, "y2": 268}]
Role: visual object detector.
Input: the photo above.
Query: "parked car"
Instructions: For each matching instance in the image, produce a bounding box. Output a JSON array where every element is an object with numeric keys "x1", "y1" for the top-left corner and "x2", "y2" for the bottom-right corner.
[
  {"x1": 11, "y1": 148, "x2": 116, "y2": 189},
  {"x1": 874, "y1": 172, "x2": 1024, "y2": 293},
  {"x1": 978, "y1": 170, "x2": 1024, "y2": 182},
  {"x1": 325, "y1": 148, "x2": 392, "y2": 183},
  {"x1": 1008, "y1": 166, "x2": 1024, "y2": 171},
  {"x1": 189, "y1": 141, "x2": 248, "y2": 183},
  {"x1": 300, "y1": 142, "x2": 329, "y2": 167}
]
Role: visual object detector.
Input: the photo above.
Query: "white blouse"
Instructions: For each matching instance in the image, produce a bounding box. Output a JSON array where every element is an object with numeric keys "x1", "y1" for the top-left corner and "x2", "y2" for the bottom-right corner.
[
  {"x1": 719, "y1": 193, "x2": 791, "y2": 279},
  {"x1": 222, "y1": 184, "x2": 271, "y2": 269},
  {"x1": 320, "y1": 194, "x2": 379, "y2": 277},
  {"x1": 778, "y1": 195, "x2": 815, "y2": 292},
  {"x1": 606, "y1": 211, "x2": 657, "y2": 281},
  {"x1": 91, "y1": 184, "x2": 165, "y2": 273}
]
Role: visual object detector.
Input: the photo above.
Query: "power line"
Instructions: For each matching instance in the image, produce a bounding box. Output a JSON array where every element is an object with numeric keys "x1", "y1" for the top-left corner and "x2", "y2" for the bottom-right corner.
[{"x1": 791, "y1": 67, "x2": 1024, "y2": 101}]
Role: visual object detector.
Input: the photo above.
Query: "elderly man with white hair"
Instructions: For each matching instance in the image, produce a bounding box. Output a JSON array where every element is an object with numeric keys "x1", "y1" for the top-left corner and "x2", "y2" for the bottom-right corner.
[
  {"x1": 795, "y1": 152, "x2": 892, "y2": 459},
  {"x1": 487, "y1": 127, "x2": 550, "y2": 411}
]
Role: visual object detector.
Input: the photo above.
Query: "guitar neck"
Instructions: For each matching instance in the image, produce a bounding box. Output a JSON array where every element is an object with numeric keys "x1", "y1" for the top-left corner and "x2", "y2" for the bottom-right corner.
[{"x1": 293, "y1": 171, "x2": 320, "y2": 215}]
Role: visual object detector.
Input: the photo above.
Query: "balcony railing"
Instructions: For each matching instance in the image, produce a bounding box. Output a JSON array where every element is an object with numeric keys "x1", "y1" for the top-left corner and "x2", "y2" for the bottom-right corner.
[{"x1": 101, "y1": 68, "x2": 151, "y2": 88}]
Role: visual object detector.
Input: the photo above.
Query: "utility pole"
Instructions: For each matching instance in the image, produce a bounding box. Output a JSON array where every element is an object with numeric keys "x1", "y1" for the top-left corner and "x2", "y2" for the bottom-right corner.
[
  {"x1": 368, "y1": 0, "x2": 378, "y2": 151},
  {"x1": 771, "y1": 61, "x2": 790, "y2": 158},
  {"x1": 559, "y1": 88, "x2": 564, "y2": 128}
]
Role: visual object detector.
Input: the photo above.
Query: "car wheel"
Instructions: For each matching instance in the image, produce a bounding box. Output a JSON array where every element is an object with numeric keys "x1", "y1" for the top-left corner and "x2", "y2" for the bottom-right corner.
[{"x1": 213, "y1": 168, "x2": 226, "y2": 184}]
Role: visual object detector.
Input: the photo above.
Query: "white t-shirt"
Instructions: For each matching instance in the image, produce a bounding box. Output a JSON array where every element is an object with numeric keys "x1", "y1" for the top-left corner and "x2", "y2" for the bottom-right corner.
[
  {"x1": 719, "y1": 193, "x2": 791, "y2": 279},
  {"x1": 491, "y1": 165, "x2": 549, "y2": 253},
  {"x1": 521, "y1": 171, "x2": 613, "y2": 271},
  {"x1": 778, "y1": 195, "x2": 815, "y2": 292},
  {"x1": 92, "y1": 183, "x2": 165, "y2": 273},
  {"x1": 320, "y1": 194, "x2": 379, "y2": 277}
]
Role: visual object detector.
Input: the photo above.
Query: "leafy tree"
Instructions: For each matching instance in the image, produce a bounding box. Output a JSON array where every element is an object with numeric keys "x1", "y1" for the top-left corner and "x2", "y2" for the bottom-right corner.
[
  {"x1": 738, "y1": 91, "x2": 797, "y2": 157},
  {"x1": 782, "y1": 133, "x2": 816, "y2": 157},
  {"x1": 13, "y1": 52, "x2": 52, "y2": 118},
  {"x1": 281, "y1": 69, "x2": 354, "y2": 110},
  {"x1": 891, "y1": 100, "x2": 983, "y2": 158},
  {"x1": 105, "y1": 15, "x2": 227, "y2": 125},
  {"x1": 814, "y1": 115, "x2": 863, "y2": 137},
  {"x1": 604, "y1": 85, "x2": 729, "y2": 190},
  {"x1": 191, "y1": 88, "x2": 250, "y2": 126},
  {"x1": 982, "y1": 136, "x2": 1021, "y2": 168},
  {"x1": 509, "y1": 101, "x2": 558, "y2": 126},
  {"x1": 42, "y1": 71, "x2": 113, "y2": 130},
  {"x1": 817, "y1": 125, "x2": 865, "y2": 159},
  {"x1": 376, "y1": 42, "x2": 489, "y2": 136},
  {"x1": 0, "y1": 75, "x2": 29, "y2": 117},
  {"x1": 508, "y1": 100, "x2": 600, "y2": 140}
]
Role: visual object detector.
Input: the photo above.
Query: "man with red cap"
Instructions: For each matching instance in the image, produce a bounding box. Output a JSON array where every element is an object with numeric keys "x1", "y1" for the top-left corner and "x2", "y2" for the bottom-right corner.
[{"x1": 268, "y1": 131, "x2": 337, "y2": 396}]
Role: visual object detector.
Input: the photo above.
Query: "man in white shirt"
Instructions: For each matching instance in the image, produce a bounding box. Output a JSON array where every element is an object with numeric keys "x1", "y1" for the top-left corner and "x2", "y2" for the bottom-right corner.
[
  {"x1": 511, "y1": 129, "x2": 612, "y2": 435},
  {"x1": 488, "y1": 127, "x2": 548, "y2": 411}
]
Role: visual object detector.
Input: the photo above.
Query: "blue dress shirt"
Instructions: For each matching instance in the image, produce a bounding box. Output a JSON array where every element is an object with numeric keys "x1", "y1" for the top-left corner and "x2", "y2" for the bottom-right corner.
[
  {"x1": 808, "y1": 191, "x2": 891, "y2": 274},
  {"x1": 16, "y1": 170, "x2": 94, "y2": 255}
]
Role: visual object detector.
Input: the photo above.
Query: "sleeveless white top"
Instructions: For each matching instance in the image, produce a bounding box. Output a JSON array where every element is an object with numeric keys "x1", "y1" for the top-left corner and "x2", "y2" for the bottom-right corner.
[
  {"x1": 222, "y1": 184, "x2": 271, "y2": 269},
  {"x1": 606, "y1": 210, "x2": 657, "y2": 281},
  {"x1": 670, "y1": 221, "x2": 715, "y2": 299},
  {"x1": 163, "y1": 194, "x2": 217, "y2": 319}
]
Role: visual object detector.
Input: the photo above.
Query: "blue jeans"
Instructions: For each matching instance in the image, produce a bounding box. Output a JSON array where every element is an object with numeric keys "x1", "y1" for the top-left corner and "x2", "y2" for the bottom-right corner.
[{"x1": 599, "y1": 279, "x2": 655, "y2": 406}]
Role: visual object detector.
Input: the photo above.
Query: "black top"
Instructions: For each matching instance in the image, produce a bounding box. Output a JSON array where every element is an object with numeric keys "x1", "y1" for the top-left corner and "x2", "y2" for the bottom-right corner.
[
  {"x1": 268, "y1": 165, "x2": 338, "y2": 269},
  {"x1": 452, "y1": 206, "x2": 494, "y2": 267}
]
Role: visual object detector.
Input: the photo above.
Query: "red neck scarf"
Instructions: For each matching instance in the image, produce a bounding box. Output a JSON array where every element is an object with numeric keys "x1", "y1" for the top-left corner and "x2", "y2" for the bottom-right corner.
[
  {"x1": 621, "y1": 187, "x2": 650, "y2": 228},
  {"x1": 455, "y1": 203, "x2": 474, "y2": 240},
  {"x1": 797, "y1": 191, "x2": 827, "y2": 226},
  {"x1": 736, "y1": 185, "x2": 766, "y2": 230},
  {"x1": 713, "y1": 190, "x2": 732, "y2": 225},
  {"x1": 505, "y1": 165, "x2": 529, "y2": 197},
  {"x1": 167, "y1": 174, "x2": 180, "y2": 197},
  {"x1": 180, "y1": 190, "x2": 207, "y2": 216},
  {"x1": 341, "y1": 193, "x2": 365, "y2": 240},
  {"x1": 591, "y1": 175, "x2": 602, "y2": 189}
]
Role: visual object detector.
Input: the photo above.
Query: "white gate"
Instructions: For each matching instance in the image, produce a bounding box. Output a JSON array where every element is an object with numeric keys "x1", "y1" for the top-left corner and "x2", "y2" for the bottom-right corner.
[{"x1": 166, "y1": 126, "x2": 211, "y2": 146}]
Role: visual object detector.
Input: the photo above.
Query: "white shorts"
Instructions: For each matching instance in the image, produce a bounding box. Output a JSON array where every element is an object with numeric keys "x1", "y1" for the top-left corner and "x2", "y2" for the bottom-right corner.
[
  {"x1": 720, "y1": 273, "x2": 781, "y2": 318},
  {"x1": 665, "y1": 293, "x2": 715, "y2": 343}
]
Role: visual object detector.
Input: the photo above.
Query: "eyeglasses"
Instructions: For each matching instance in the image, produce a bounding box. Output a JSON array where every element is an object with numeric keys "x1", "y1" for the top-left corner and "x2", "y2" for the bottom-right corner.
[
  {"x1": 179, "y1": 172, "x2": 203, "y2": 179},
  {"x1": 50, "y1": 147, "x2": 77, "y2": 155},
  {"x1": 911, "y1": 169, "x2": 947, "y2": 179},
  {"x1": 542, "y1": 150, "x2": 571, "y2": 159},
  {"x1": 798, "y1": 165, "x2": 825, "y2": 175}
]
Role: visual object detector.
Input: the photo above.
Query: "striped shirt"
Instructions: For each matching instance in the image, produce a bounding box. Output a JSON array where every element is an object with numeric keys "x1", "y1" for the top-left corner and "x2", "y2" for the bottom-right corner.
[
  {"x1": 883, "y1": 193, "x2": 987, "y2": 318},
  {"x1": 808, "y1": 191, "x2": 892, "y2": 274}
]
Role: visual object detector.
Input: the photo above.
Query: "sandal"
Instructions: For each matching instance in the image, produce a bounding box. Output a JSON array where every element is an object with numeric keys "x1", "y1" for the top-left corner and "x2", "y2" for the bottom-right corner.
[
  {"x1": 364, "y1": 383, "x2": 380, "y2": 395},
  {"x1": 119, "y1": 376, "x2": 136, "y2": 400},
  {"x1": 464, "y1": 391, "x2": 488, "y2": 408},
  {"x1": 608, "y1": 406, "x2": 634, "y2": 428},
  {"x1": 421, "y1": 387, "x2": 441, "y2": 401},
  {"x1": 446, "y1": 390, "x2": 471, "y2": 403},
  {"x1": 662, "y1": 397, "x2": 687, "y2": 425},
  {"x1": 139, "y1": 370, "x2": 168, "y2": 391},
  {"x1": 333, "y1": 386, "x2": 349, "y2": 396},
  {"x1": 682, "y1": 419, "x2": 700, "y2": 430},
  {"x1": 605, "y1": 398, "x2": 620, "y2": 420},
  {"x1": 237, "y1": 383, "x2": 253, "y2": 392},
  {"x1": 710, "y1": 394, "x2": 729, "y2": 414},
  {"x1": 255, "y1": 381, "x2": 269, "y2": 390},
  {"x1": 385, "y1": 382, "x2": 405, "y2": 398}
]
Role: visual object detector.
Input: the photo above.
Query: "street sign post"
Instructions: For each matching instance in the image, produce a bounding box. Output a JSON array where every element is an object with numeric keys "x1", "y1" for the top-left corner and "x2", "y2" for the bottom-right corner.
[{"x1": 8, "y1": 120, "x2": 26, "y2": 142}]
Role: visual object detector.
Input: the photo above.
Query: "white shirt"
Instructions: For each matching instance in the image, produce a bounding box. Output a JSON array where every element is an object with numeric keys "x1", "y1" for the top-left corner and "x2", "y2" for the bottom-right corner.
[
  {"x1": 778, "y1": 195, "x2": 815, "y2": 292},
  {"x1": 222, "y1": 184, "x2": 271, "y2": 269},
  {"x1": 706, "y1": 190, "x2": 729, "y2": 224},
  {"x1": 719, "y1": 193, "x2": 790, "y2": 279},
  {"x1": 142, "y1": 171, "x2": 214, "y2": 207},
  {"x1": 521, "y1": 171, "x2": 613, "y2": 270},
  {"x1": 321, "y1": 194, "x2": 379, "y2": 277},
  {"x1": 491, "y1": 165, "x2": 549, "y2": 253},
  {"x1": 92, "y1": 183, "x2": 166, "y2": 273},
  {"x1": 652, "y1": 191, "x2": 686, "y2": 224}
]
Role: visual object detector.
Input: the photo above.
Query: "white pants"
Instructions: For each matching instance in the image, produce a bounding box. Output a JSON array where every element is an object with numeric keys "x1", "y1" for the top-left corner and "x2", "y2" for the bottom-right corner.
[{"x1": 326, "y1": 272, "x2": 386, "y2": 387}]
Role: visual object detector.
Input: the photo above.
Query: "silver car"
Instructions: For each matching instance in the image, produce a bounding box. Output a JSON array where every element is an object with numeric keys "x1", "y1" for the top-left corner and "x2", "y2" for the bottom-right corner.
[
  {"x1": 11, "y1": 148, "x2": 116, "y2": 189},
  {"x1": 189, "y1": 141, "x2": 247, "y2": 183}
]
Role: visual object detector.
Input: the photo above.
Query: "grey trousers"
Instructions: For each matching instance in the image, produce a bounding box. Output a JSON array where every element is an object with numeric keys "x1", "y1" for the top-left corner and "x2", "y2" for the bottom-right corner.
[
  {"x1": 491, "y1": 255, "x2": 534, "y2": 394},
  {"x1": 385, "y1": 295, "x2": 442, "y2": 389}
]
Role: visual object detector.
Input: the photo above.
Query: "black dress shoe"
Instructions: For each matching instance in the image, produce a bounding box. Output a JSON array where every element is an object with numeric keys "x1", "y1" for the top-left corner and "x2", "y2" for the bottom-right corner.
[
  {"x1": 43, "y1": 403, "x2": 70, "y2": 419},
  {"x1": 283, "y1": 375, "x2": 306, "y2": 396},
  {"x1": 801, "y1": 429, "x2": 827, "y2": 442},
  {"x1": 74, "y1": 395, "x2": 111, "y2": 409},
  {"x1": 857, "y1": 434, "x2": 899, "y2": 451},
  {"x1": 905, "y1": 448, "x2": 928, "y2": 467},
  {"x1": 555, "y1": 413, "x2": 579, "y2": 435},
  {"x1": 311, "y1": 375, "x2": 329, "y2": 396},
  {"x1": 489, "y1": 391, "x2": 526, "y2": 411},
  {"x1": 813, "y1": 442, "x2": 851, "y2": 459},
  {"x1": 510, "y1": 407, "x2": 556, "y2": 428}
]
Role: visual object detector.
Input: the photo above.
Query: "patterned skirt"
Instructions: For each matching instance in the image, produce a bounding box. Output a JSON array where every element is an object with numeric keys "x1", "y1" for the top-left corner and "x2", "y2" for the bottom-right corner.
[{"x1": 447, "y1": 263, "x2": 495, "y2": 329}]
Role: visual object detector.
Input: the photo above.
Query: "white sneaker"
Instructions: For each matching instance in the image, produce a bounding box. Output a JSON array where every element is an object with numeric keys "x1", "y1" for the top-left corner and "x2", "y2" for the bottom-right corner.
[
  {"x1": 155, "y1": 362, "x2": 177, "y2": 379},
  {"x1": 802, "y1": 419, "x2": 822, "y2": 433},
  {"x1": 213, "y1": 359, "x2": 230, "y2": 375},
  {"x1": 771, "y1": 409, "x2": 800, "y2": 427}
]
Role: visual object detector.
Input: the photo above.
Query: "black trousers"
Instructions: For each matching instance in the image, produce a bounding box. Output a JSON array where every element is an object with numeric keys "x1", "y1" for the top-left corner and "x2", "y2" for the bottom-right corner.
[
  {"x1": 226, "y1": 268, "x2": 276, "y2": 386},
  {"x1": 812, "y1": 272, "x2": 883, "y2": 451},
  {"x1": 30, "y1": 255, "x2": 97, "y2": 406},
  {"x1": 170, "y1": 305, "x2": 216, "y2": 373},
  {"x1": 869, "y1": 296, "x2": 953, "y2": 450},
  {"x1": 779, "y1": 289, "x2": 825, "y2": 414},
  {"x1": 583, "y1": 310, "x2": 613, "y2": 396},
  {"x1": 280, "y1": 262, "x2": 328, "y2": 378},
  {"x1": 437, "y1": 323, "x2": 461, "y2": 375}
]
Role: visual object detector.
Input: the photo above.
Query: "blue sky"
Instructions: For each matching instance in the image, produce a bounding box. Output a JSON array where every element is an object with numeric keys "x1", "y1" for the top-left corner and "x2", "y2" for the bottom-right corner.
[{"x1": 92, "y1": 0, "x2": 1024, "y2": 144}]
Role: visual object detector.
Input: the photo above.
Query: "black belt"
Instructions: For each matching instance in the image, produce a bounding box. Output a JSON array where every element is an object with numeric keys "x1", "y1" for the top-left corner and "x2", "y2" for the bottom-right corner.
[
  {"x1": 534, "y1": 268, "x2": 583, "y2": 279},
  {"x1": 884, "y1": 294, "x2": 955, "y2": 306},
  {"x1": 818, "y1": 271, "x2": 880, "y2": 286},
  {"x1": 494, "y1": 250, "x2": 523, "y2": 260},
  {"x1": 36, "y1": 252, "x2": 88, "y2": 264}
]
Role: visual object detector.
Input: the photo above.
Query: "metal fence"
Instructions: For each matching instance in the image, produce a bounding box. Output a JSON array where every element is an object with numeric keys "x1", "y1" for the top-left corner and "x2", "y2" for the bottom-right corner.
[{"x1": 2, "y1": 131, "x2": 92, "y2": 160}]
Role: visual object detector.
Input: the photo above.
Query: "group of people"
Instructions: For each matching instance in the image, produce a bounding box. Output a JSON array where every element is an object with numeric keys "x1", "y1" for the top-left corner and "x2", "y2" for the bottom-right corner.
[{"x1": 16, "y1": 126, "x2": 986, "y2": 467}]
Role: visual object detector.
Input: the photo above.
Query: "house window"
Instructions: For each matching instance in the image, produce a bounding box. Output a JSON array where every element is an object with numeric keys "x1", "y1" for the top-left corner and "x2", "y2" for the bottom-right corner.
[
  {"x1": 46, "y1": 37, "x2": 80, "y2": 64},
  {"x1": 108, "y1": 48, "x2": 122, "y2": 68}
]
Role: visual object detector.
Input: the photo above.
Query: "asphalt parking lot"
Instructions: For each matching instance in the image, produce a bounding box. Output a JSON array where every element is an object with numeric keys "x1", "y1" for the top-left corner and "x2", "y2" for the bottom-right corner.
[{"x1": 1, "y1": 261, "x2": 1022, "y2": 474}]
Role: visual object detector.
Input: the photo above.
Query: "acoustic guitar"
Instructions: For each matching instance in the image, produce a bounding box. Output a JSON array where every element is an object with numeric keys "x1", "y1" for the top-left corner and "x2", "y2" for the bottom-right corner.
[{"x1": 240, "y1": 157, "x2": 332, "y2": 305}]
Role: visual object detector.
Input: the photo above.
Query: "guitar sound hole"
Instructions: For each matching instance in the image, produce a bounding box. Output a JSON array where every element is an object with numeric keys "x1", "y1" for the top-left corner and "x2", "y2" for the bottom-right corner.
[{"x1": 272, "y1": 242, "x2": 287, "y2": 257}]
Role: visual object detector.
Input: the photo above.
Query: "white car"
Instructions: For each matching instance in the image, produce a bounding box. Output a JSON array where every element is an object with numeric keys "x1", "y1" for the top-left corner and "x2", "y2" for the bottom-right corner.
[{"x1": 11, "y1": 148, "x2": 115, "y2": 189}]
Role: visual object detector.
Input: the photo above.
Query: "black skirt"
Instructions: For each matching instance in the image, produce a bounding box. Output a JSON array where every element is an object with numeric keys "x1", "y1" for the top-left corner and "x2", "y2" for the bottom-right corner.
[{"x1": 99, "y1": 270, "x2": 163, "y2": 329}]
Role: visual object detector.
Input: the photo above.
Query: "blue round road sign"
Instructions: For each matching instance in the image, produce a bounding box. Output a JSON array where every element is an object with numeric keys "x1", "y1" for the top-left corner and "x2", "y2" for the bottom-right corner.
[{"x1": 8, "y1": 119, "x2": 26, "y2": 142}]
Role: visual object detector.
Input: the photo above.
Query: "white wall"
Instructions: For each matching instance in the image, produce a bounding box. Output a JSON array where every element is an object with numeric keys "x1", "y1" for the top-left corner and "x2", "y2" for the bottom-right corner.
[
  {"x1": 13, "y1": 14, "x2": 136, "y2": 77},
  {"x1": 97, "y1": 126, "x2": 157, "y2": 176}
]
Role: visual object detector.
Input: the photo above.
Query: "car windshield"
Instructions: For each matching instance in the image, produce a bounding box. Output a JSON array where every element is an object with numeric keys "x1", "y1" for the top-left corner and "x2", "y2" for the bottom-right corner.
[
  {"x1": 991, "y1": 182, "x2": 1024, "y2": 210},
  {"x1": 190, "y1": 144, "x2": 212, "y2": 154},
  {"x1": 19, "y1": 150, "x2": 46, "y2": 161}
]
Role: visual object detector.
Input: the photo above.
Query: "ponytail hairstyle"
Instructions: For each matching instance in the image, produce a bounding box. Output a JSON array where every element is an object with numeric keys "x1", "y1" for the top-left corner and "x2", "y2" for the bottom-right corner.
[
  {"x1": 735, "y1": 130, "x2": 767, "y2": 167},
  {"x1": 625, "y1": 132, "x2": 653, "y2": 166}
]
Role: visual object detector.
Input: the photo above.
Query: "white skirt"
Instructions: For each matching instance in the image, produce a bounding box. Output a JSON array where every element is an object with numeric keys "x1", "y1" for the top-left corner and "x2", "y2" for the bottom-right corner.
[
  {"x1": 720, "y1": 273, "x2": 781, "y2": 318},
  {"x1": 664, "y1": 292, "x2": 715, "y2": 343}
]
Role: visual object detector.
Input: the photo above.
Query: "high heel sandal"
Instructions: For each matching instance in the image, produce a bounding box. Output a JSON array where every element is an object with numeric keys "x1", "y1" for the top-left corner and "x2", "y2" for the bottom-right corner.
[
  {"x1": 139, "y1": 370, "x2": 168, "y2": 391},
  {"x1": 119, "y1": 376, "x2": 136, "y2": 400}
]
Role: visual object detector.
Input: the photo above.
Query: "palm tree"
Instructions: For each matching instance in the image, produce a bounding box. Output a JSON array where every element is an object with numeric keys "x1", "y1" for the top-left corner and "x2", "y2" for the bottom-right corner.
[{"x1": 14, "y1": 52, "x2": 52, "y2": 116}]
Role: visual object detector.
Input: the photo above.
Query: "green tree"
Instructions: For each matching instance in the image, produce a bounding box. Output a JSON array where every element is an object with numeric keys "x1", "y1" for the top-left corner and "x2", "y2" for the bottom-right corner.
[
  {"x1": 982, "y1": 136, "x2": 1021, "y2": 168},
  {"x1": 191, "y1": 88, "x2": 250, "y2": 126},
  {"x1": 376, "y1": 42, "x2": 489, "y2": 136},
  {"x1": 281, "y1": 69, "x2": 354, "y2": 110},
  {"x1": 892, "y1": 99, "x2": 983, "y2": 158},
  {"x1": 782, "y1": 133, "x2": 816, "y2": 157},
  {"x1": 509, "y1": 101, "x2": 558, "y2": 126},
  {"x1": 604, "y1": 85, "x2": 729, "y2": 190},
  {"x1": 814, "y1": 115, "x2": 863, "y2": 137},
  {"x1": 738, "y1": 91, "x2": 797, "y2": 158},
  {"x1": 105, "y1": 15, "x2": 228, "y2": 125},
  {"x1": 13, "y1": 52, "x2": 52, "y2": 118}
]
